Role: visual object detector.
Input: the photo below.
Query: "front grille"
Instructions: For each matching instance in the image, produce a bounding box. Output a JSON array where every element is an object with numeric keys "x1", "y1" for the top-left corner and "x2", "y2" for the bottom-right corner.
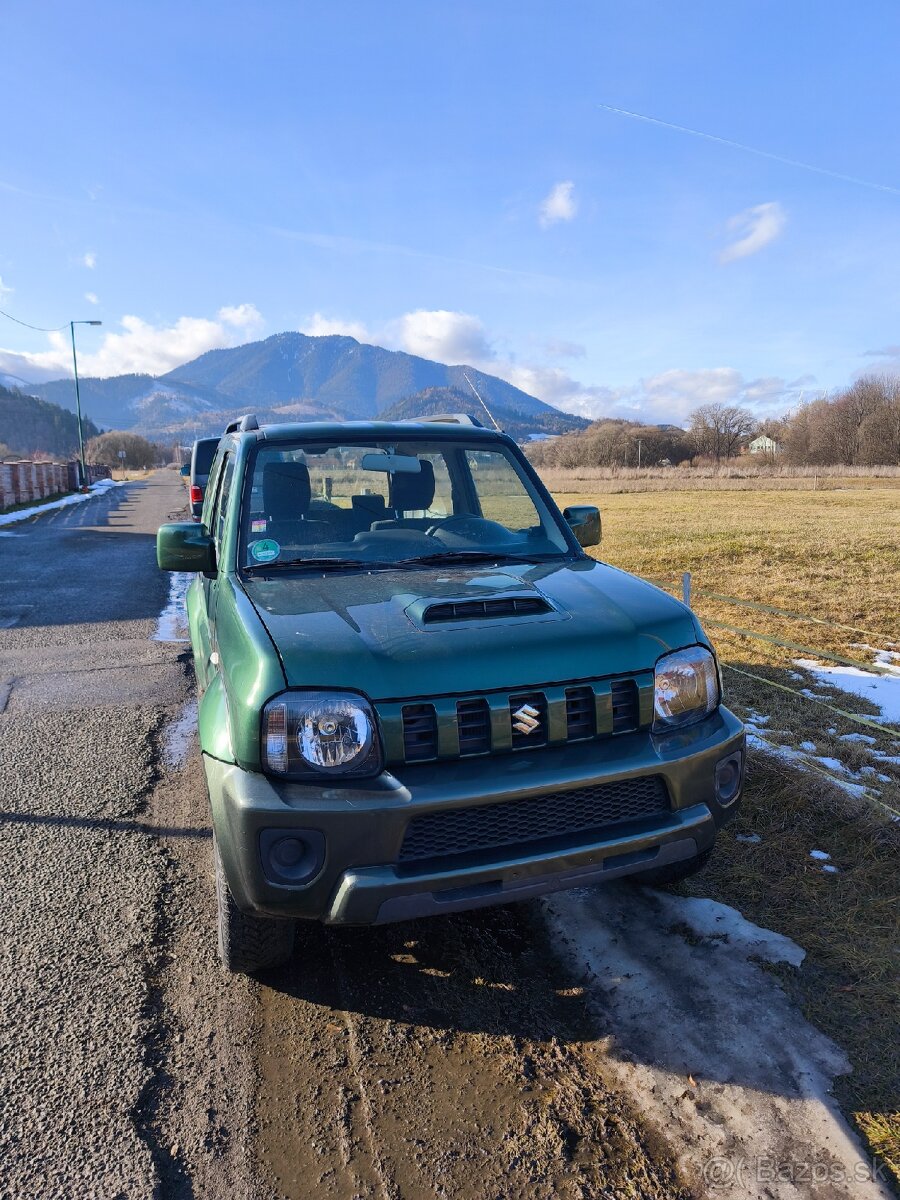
[
  {"x1": 423, "y1": 597, "x2": 550, "y2": 623},
  {"x1": 456, "y1": 698, "x2": 491, "y2": 755},
  {"x1": 611, "y1": 679, "x2": 639, "y2": 733},
  {"x1": 565, "y1": 686, "x2": 595, "y2": 740},
  {"x1": 393, "y1": 671, "x2": 651, "y2": 765},
  {"x1": 399, "y1": 776, "x2": 670, "y2": 865},
  {"x1": 402, "y1": 704, "x2": 438, "y2": 761}
]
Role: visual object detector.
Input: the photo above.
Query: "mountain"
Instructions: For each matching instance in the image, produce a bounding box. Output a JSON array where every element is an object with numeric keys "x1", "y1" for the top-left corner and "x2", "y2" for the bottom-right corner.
[
  {"x1": 0, "y1": 385, "x2": 101, "y2": 457},
  {"x1": 25, "y1": 331, "x2": 587, "y2": 439},
  {"x1": 379, "y1": 386, "x2": 585, "y2": 439}
]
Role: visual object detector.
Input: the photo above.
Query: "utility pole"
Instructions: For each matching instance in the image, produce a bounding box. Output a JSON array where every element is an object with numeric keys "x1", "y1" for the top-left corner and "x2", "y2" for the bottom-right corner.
[
  {"x1": 637, "y1": 437, "x2": 642, "y2": 468},
  {"x1": 70, "y1": 319, "x2": 102, "y2": 490}
]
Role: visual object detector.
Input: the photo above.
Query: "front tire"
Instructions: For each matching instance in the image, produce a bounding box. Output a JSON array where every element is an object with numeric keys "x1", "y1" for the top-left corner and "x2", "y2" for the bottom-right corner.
[{"x1": 214, "y1": 837, "x2": 295, "y2": 974}]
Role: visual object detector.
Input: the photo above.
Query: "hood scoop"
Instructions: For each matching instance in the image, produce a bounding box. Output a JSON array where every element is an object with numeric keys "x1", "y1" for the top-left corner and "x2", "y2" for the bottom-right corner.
[{"x1": 416, "y1": 595, "x2": 556, "y2": 626}]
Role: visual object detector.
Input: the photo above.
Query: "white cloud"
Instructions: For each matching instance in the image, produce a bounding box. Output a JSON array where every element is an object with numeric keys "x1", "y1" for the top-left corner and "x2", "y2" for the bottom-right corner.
[
  {"x1": 0, "y1": 276, "x2": 12, "y2": 296},
  {"x1": 539, "y1": 181, "x2": 577, "y2": 228},
  {"x1": 719, "y1": 202, "x2": 786, "y2": 263},
  {"x1": 82, "y1": 252, "x2": 97, "y2": 269},
  {"x1": 393, "y1": 309, "x2": 494, "y2": 364},
  {"x1": 84, "y1": 292, "x2": 99, "y2": 305},
  {"x1": 300, "y1": 312, "x2": 372, "y2": 341},
  {"x1": 218, "y1": 302, "x2": 265, "y2": 334},
  {"x1": 0, "y1": 303, "x2": 264, "y2": 381}
]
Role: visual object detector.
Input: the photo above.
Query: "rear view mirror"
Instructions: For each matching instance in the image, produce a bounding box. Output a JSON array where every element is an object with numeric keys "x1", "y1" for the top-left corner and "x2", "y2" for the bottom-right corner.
[
  {"x1": 157, "y1": 523, "x2": 216, "y2": 573},
  {"x1": 564, "y1": 505, "x2": 601, "y2": 547},
  {"x1": 180, "y1": 464, "x2": 191, "y2": 477},
  {"x1": 361, "y1": 452, "x2": 421, "y2": 474}
]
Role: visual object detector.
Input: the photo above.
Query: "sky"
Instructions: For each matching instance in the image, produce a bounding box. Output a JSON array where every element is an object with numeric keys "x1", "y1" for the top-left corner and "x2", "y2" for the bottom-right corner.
[{"x1": 2, "y1": 0, "x2": 900, "y2": 425}]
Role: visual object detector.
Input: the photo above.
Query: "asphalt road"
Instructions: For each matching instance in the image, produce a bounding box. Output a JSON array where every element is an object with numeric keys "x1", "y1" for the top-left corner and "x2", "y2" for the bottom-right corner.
[
  {"x1": 0, "y1": 476, "x2": 257, "y2": 1199},
  {"x1": 0, "y1": 472, "x2": 885, "y2": 1200}
]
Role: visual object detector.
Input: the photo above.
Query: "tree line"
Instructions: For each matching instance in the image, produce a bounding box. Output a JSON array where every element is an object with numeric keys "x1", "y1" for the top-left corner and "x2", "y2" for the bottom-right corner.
[{"x1": 525, "y1": 375, "x2": 900, "y2": 469}]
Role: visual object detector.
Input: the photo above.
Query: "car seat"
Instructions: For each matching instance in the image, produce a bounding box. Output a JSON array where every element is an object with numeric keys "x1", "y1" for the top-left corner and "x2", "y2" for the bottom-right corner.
[
  {"x1": 262, "y1": 461, "x2": 325, "y2": 545},
  {"x1": 371, "y1": 460, "x2": 438, "y2": 531}
]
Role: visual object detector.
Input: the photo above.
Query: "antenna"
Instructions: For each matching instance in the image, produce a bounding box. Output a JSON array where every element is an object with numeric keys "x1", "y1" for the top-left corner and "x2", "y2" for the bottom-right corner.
[{"x1": 463, "y1": 372, "x2": 502, "y2": 432}]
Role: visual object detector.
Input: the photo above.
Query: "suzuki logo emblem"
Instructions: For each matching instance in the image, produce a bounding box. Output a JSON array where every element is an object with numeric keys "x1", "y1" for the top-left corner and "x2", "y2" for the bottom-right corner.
[{"x1": 512, "y1": 703, "x2": 541, "y2": 735}]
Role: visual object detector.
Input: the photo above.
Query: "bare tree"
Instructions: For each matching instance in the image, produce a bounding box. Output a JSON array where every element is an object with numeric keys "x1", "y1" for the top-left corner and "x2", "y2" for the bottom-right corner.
[{"x1": 688, "y1": 403, "x2": 756, "y2": 461}]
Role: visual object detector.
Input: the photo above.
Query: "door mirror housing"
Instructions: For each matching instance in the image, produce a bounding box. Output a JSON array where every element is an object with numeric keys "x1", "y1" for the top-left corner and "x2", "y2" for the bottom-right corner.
[
  {"x1": 179, "y1": 463, "x2": 191, "y2": 477},
  {"x1": 564, "y1": 505, "x2": 601, "y2": 547},
  {"x1": 157, "y1": 523, "x2": 216, "y2": 573}
]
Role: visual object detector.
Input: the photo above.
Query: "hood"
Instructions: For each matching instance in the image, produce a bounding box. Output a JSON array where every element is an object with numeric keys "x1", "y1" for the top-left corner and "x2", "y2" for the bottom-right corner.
[{"x1": 243, "y1": 559, "x2": 702, "y2": 700}]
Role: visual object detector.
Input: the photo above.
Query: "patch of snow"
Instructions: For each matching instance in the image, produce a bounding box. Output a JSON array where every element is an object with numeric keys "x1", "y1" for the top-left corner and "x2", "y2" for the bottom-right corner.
[
  {"x1": 821, "y1": 863, "x2": 841, "y2": 874},
  {"x1": 839, "y1": 732, "x2": 877, "y2": 745},
  {"x1": 748, "y1": 732, "x2": 874, "y2": 799},
  {"x1": 849, "y1": 643, "x2": 900, "y2": 670},
  {"x1": 735, "y1": 832, "x2": 762, "y2": 844},
  {"x1": 794, "y1": 658, "x2": 900, "y2": 725},
  {"x1": 0, "y1": 478, "x2": 124, "y2": 528},
  {"x1": 815, "y1": 755, "x2": 848, "y2": 773},
  {"x1": 809, "y1": 849, "x2": 831, "y2": 862},
  {"x1": 161, "y1": 699, "x2": 198, "y2": 768},
  {"x1": 799, "y1": 740, "x2": 817, "y2": 752},
  {"x1": 544, "y1": 887, "x2": 886, "y2": 1199},
  {"x1": 745, "y1": 709, "x2": 770, "y2": 725},
  {"x1": 153, "y1": 572, "x2": 191, "y2": 642}
]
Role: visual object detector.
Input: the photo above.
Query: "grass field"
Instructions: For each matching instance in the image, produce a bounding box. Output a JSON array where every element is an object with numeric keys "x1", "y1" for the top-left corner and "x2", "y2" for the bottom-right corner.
[{"x1": 546, "y1": 477, "x2": 900, "y2": 1185}]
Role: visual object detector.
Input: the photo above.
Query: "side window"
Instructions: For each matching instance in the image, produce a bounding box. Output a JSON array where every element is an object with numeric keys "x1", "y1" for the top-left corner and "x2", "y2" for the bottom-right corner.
[
  {"x1": 201, "y1": 452, "x2": 223, "y2": 529},
  {"x1": 213, "y1": 455, "x2": 235, "y2": 550}
]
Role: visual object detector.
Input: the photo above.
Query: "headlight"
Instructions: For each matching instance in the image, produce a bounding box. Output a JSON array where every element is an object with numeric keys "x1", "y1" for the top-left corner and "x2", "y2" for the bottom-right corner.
[
  {"x1": 261, "y1": 691, "x2": 382, "y2": 778},
  {"x1": 653, "y1": 646, "x2": 720, "y2": 732}
]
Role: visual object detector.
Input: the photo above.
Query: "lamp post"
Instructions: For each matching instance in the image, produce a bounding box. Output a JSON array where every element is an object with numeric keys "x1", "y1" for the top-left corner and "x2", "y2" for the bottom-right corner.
[{"x1": 70, "y1": 320, "x2": 102, "y2": 491}]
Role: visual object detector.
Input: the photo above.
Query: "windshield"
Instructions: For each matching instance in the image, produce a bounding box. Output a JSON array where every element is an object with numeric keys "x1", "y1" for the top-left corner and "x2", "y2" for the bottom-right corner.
[{"x1": 239, "y1": 438, "x2": 571, "y2": 570}]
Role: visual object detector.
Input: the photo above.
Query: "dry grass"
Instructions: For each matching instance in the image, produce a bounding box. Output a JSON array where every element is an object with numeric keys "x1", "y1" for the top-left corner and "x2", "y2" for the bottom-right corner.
[
  {"x1": 543, "y1": 477, "x2": 900, "y2": 1186},
  {"x1": 540, "y1": 463, "x2": 900, "y2": 495}
]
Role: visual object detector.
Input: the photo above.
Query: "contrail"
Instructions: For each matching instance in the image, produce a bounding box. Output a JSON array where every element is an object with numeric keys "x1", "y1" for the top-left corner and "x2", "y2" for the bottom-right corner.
[{"x1": 597, "y1": 103, "x2": 900, "y2": 196}]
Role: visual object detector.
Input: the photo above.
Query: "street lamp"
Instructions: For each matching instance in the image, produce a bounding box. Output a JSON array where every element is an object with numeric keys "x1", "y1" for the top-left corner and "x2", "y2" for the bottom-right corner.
[{"x1": 70, "y1": 319, "x2": 102, "y2": 491}]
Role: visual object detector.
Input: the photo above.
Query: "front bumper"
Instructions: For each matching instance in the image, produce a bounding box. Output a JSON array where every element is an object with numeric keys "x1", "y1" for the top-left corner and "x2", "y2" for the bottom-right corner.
[{"x1": 205, "y1": 706, "x2": 745, "y2": 924}]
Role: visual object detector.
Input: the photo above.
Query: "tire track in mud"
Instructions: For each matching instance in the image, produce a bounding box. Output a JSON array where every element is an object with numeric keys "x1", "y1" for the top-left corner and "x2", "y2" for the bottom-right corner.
[{"x1": 252, "y1": 906, "x2": 688, "y2": 1200}]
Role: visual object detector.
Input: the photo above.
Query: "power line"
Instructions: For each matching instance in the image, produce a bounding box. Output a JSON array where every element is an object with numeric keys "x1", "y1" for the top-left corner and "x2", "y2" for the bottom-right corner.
[
  {"x1": 0, "y1": 306, "x2": 68, "y2": 333},
  {"x1": 597, "y1": 103, "x2": 900, "y2": 197}
]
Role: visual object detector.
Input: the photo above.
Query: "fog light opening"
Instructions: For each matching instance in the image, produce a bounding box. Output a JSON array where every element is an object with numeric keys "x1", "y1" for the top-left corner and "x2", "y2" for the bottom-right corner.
[
  {"x1": 259, "y1": 828, "x2": 326, "y2": 886},
  {"x1": 715, "y1": 751, "x2": 744, "y2": 806}
]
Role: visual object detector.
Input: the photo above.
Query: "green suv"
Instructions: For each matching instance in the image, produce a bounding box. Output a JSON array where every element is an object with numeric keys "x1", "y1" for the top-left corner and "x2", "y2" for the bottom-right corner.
[{"x1": 157, "y1": 414, "x2": 745, "y2": 974}]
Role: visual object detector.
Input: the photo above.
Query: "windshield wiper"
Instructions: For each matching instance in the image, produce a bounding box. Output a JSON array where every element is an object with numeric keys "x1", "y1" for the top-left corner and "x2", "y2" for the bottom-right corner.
[
  {"x1": 244, "y1": 557, "x2": 396, "y2": 573},
  {"x1": 393, "y1": 550, "x2": 554, "y2": 567}
]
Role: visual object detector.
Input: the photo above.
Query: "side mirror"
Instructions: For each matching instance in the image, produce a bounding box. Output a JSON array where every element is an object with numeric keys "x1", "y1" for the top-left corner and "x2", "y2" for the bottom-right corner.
[
  {"x1": 180, "y1": 464, "x2": 191, "y2": 477},
  {"x1": 157, "y1": 522, "x2": 216, "y2": 573},
  {"x1": 564, "y1": 505, "x2": 601, "y2": 547}
]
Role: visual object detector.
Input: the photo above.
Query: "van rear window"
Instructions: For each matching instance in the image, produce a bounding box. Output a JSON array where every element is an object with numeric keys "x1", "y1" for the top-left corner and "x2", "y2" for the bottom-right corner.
[{"x1": 193, "y1": 440, "x2": 219, "y2": 474}]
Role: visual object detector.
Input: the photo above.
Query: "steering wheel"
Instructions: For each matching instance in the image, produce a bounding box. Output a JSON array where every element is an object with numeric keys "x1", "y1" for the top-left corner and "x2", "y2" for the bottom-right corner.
[{"x1": 426, "y1": 515, "x2": 517, "y2": 545}]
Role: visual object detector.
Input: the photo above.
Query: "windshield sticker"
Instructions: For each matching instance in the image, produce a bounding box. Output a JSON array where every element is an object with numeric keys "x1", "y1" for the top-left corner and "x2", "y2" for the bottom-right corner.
[
  {"x1": 249, "y1": 538, "x2": 280, "y2": 563},
  {"x1": 251, "y1": 518, "x2": 267, "y2": 533}
]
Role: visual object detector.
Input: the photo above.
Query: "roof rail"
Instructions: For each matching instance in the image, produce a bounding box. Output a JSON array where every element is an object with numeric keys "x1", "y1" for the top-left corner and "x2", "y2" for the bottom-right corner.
[
  {"x1": 224, "y1": 413, "x2": 260, "y2": 434},
  {"x1": 400, "y1": 413, "x2": 485, "y2": 428}
]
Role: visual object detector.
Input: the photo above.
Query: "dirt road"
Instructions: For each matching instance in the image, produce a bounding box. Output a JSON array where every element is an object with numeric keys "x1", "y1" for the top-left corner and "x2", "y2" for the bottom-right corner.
[{"x1": 0, "y1": 472, "x2": 888, "y2": 1199}]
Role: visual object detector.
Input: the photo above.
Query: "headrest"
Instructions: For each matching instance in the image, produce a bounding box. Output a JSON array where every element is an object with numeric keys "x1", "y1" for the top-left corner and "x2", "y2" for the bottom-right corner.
[
  {"x1": 263, "y1": 461, "x2": 311, "y2": 520},
  {"x1": 351, "y1": 493, "x2": 387, "y2": 516},
  {"x1": 390, "y1": 459, "x2": 435, "y2": 513}
]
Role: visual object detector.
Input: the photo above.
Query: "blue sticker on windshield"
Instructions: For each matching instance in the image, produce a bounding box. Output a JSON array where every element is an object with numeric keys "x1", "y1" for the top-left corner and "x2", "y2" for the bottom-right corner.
[{"x1": 249, "y1": 538, "x2": 280, "y2": 563}]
